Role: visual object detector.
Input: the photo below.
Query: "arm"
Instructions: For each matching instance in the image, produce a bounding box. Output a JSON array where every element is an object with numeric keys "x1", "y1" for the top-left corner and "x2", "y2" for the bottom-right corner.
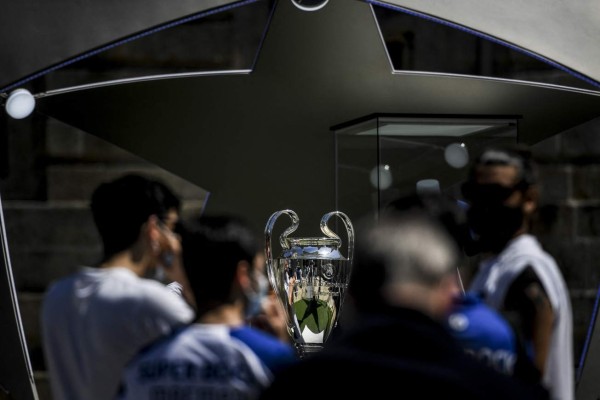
[
  {"x1": 503, "y1": 266, "x2": 554, "y2": 375},
  {"x1": 527, "y1": 282, "x2": 554, "y2": 374}
]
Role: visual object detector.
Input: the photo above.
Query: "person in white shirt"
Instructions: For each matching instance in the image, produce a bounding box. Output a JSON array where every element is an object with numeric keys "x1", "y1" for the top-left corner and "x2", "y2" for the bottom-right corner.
[
  {"x1": 41, "y1": 174, "x2": 195, "y2": 400},
  {"x1": 462, "y1": 145, "x2": 573, "y2": 400}
]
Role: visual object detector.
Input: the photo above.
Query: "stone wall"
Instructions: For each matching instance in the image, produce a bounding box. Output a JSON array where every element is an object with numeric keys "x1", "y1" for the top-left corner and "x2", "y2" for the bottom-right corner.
[{"x1": 532, "y1": 116, "x2": 600, "y2": 364}]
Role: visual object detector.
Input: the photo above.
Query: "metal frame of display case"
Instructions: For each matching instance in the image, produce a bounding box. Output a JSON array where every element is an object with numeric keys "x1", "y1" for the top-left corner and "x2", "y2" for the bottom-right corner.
[{"x1": 332, "y1": 113, "x2": 519, "y2": 222}]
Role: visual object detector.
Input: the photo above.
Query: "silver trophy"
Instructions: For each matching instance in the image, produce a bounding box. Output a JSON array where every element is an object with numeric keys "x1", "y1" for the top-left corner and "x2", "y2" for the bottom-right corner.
[{"x1": 265, "y1": 209, "x2": 354, "y2": 357}]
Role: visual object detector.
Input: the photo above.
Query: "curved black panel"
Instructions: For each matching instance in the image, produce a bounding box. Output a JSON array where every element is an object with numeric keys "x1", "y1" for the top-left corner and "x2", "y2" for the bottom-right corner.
[{"x1": 35, "y1": 0, "x2": 600, "y2": 233}]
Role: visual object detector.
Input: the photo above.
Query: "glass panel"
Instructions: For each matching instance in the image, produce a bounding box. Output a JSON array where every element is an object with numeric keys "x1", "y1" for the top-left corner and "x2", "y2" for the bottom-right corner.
[
  {"x1": 334, "y1": 114, "x2": 518, "y2": 221},
  {"x1": 9, "y1": 1, "x2": 596, "y2": 94},
  {"x1": 373, "y1": 5, "x2": 598, "y2": 91},
  {"x1": 12, "y1": 0, "x2": 274, "y2": 94},
  {"x1": 334, "y1": 118, "x2": 380, "y2": 224}
]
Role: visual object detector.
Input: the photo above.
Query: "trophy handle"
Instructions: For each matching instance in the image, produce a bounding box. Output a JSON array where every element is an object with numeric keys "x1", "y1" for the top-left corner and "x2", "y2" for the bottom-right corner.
[
  {"x1": 320, "y1": 211, "x2": 354, "y2": 262},
  {"x1": 264, "y1": 209, "x2": 299, "y2": 292}
]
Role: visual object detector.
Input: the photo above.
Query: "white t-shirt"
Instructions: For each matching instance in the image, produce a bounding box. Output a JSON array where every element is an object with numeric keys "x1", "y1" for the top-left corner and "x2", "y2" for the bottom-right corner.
[
  {"x1": 119, "y1": 324, "x2": 272, "y2": 400},
  {"x1": 167, "y1": 281, "x2": 184, "y2": 296},
  {"x1": 469, "y1": 234, "x2": 574, "y2": 400},
  {"x1": 41, "y1": 267, "x2": 194, "y2": 400}
]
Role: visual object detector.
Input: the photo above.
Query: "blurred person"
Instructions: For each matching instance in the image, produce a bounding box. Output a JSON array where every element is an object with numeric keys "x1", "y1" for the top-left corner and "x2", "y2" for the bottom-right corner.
[
  {"x1": 119, "y1": 214, "x2": 297, "y2": 400},
  {"x1": 249, "y1": 287, "x2": 291, "y2": 343},
  {"x1": 259, "y1": 211, "x2": 549, "y2": 400},
  {"x1": 446, "y1": 292, "x2": 518, "y2": 374},
  {"x1": 445, "y1": 291, "x2": 542, "y2": 383},
  {"x1": 41, "y1": 174, "x2": 195, "y2": 400},
  {"x1": 167, "y1": 231, "x2": 291, "y2": 344},
  {"x1": 462, "y1": 145, "x2": 573, "y2": 400},
  {"x1": 386, "y1": 191, "x2": 542, "y2": 382},
  {"x1": 246, "y1": 250, "x2": 291, "y2": 344}
]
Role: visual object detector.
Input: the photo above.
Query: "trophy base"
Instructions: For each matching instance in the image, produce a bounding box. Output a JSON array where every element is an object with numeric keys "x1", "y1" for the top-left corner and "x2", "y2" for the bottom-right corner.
[{"x1": 295, "y1": 343, "x2": 324, "y2": 359}]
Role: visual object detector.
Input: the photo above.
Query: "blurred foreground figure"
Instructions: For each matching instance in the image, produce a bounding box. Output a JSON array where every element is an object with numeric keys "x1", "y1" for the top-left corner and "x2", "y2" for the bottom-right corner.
[
  {"x1": 463, "y1": 145, "x2": 573, "y2": 400},
  {"x1": 259, "y1": 211, "x2": 549, "y2": 400},
  {"x1": 119, "y1": 215, "x2": 296, "y2": 400},
  {"x1": 41, "y1": 174, "x2": 194, "y2": 400},
  {"x1": 445, "y1": 291, "x2": 542, "y2": 383},
  {"x1": 386, "y1": 191, "x2": 539, "y2": 380}
]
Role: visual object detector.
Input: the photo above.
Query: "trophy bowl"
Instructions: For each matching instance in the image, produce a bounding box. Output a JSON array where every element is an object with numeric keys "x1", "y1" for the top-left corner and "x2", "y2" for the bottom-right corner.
[{"x1": 265, "y1": 209, "x2": 354, "y2": 358}]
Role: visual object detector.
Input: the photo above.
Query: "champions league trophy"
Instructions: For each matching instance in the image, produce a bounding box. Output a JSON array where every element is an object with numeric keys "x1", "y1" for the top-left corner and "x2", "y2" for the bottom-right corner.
[{"x1": 265, "y1": 209, "x2": 354, "y2": 358}]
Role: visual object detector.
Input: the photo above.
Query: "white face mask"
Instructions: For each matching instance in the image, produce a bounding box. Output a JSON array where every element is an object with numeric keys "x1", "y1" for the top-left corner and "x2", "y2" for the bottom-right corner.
[
  {"x1": 150, "y1": 251, "x2": 175, "y2": 283},
  {"x1": 245, "y1": 272, "x2": 270, "y2": 318}
]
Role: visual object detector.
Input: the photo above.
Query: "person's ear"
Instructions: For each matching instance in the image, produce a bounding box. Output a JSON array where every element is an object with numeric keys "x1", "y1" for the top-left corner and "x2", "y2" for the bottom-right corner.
[
  {"x1": 145, "y1": 215, "x2": 162, "y2": 252},
  {"x1": 523, "y1": 186, "x2": 539, "y2": 215},
  {"x1": 235, "y1": 261, "x2": 252, "y2": 291},
  {"x1": 432, "y1": 274, "x2": 461, "y2": 320}
]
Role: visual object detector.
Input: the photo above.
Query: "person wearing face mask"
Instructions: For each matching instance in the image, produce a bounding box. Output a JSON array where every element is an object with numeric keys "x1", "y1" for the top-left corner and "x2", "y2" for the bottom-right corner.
[
  {"x1": 41, "y1": 174, "x2": 195, "y2": 400},
  {"x1": 119, "y1": 214, "x2": 297, "y2": 400},
  {"x1": 461, "y1": 145, "x2": 573, "y2": 400},
  {"x1": 246, "y1": 251, "x2": 292, "y2": 344},
  {"x1": 166, "y1": 235, "x2": 292, "y2": 344}
]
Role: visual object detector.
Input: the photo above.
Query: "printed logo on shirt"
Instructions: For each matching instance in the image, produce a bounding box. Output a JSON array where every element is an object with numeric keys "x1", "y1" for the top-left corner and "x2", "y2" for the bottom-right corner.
[
  {"x1": 138, "y1": 359, "x2": 255, "y2": 383},
  {"x1": 146, "y1": 384, "x2": 254, "y2": 400},
  {"x1": 464, "y1": 347, "x2": 516, "y2": 375}
]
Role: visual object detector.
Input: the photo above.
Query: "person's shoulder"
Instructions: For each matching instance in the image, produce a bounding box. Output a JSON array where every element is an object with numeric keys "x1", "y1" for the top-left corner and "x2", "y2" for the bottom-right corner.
[
  {"x1": 166, "y1": 281, "x2": 183, "y2": 296},
  {"x1": 504, "y1": 235, "x2": 555, "y2": 263},
  {"x1": 132, "y1": 278, "x2": 194, "y2": 320},
  {"x1": 42, "y1": 267, "x2": 94, "y2": 302},
  {"x1": 493, "y1": 235, "x2": 556, "y2": 279},
  {"x1": 231, "y1": 326, "x2": 297, "y2": 372},
  {"x1": 232, "y1": 326, "x2": 295, "y2": 354},
  {"x1": 451, "y1": 347, "x2": 549, "y2": 400},
  {"x1": 261, "y1": 348, "x2": 549, "y2": 400},
  {"x1": 44, "y1": 273, "x2": 74, "y2": 294},
  {"x1": 448, "y1": 293, "x2": 515, "y2": 342},
  {"x1": 133, "y1": 275, "x2": 184, "y2": 299}
]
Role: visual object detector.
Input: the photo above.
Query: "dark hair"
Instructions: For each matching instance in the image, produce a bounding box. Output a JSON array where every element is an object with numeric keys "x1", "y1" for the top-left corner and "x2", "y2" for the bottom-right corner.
[
  {"x1": 90, "y1": 174, "x2": 181, "y2": 261},
  {"x1": 470, "y1": 144, "x2": 537, "y2": 188},
  {"x1": 350, "y1": 210, "x2": 458, "y2": 313},
  {"x1": 384, "y1": 191, "x2": 467, "y2": 250},
  {"x1": 180, "y1": 214, "x2": 260, "y2": 316}
]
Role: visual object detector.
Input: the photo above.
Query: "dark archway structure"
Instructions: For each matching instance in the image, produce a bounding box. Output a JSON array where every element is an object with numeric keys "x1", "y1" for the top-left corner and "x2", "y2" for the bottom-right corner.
[
  {"x1": 21, "y1": 0, "x2": 600, "y2": 231},
  {"x1": 2, "y1": 1, "x2": 600, "y2": 398}
]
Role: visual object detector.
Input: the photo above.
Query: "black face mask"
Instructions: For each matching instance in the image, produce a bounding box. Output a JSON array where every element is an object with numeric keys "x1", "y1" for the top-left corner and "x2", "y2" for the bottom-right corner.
[{"x1": 465, "y1": 203, "x2": 524, "y2": 255}]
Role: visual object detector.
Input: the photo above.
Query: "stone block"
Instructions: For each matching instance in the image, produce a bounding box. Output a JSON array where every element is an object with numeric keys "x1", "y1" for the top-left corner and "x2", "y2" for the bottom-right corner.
[
  {"x1": 47, "y1": 164, "x2": 208, "y2": 203},
  {"x1": 34, "y1": 371, "x2": 52, "y2": 400},
  {"x1": 17, "y1": 293, "x2": 43, "y2": 353},
  {"x1": 3, "y1": 200, "x2": 204, "y2": 291},
  {"x1": 0, "y1": 114, "x2": 47, "y2": 201},
  {"x1": 575, "y1": 206, "x2": 600, "y2": 238},
  {"x1": 9, "y1": 248, "x2": 101, "y2": 292},
  {"x1": 542, "y1": 238, "x2": 600, "y2": 289},
  {"x1": 533, "y1": 203, "x2": 575, "y2": 238},
  {"x1": 531, "y1": 135, "x2": 562, "y2": 161},
  {"x1": 560, "y1": 117, "x2": 600, "y2": 161},
  {"x1": 573, "y1": 166, "x2": 600, "y2": 201},
  {"x1": 3, "y1": 202, "x2": 99, "y2": 250},
  {"x1": 571, "y1": 290, "x2": 598, "y2": 364},
  {"x1": 536, "y1": 164, "x2": 571, "y2": 203}
]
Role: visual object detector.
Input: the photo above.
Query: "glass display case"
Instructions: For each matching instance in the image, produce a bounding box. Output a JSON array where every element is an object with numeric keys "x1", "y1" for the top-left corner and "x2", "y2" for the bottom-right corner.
[{"x1": 333, "y1": 114, "x2": 519, "y2": 223}]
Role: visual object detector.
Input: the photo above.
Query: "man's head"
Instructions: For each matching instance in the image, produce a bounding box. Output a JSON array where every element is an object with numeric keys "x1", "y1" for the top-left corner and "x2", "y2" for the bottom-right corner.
[
  {"x1": 180, "y1": 214, "x2": 267, "y2": 318},
  {"x1": 461, "y1": 145, "x2": 538, "y2": 254},
  {"x1": 90, "y1": 174, "x2": 181, "y2": 262},
  {"x1": 349, "y1": 211, "x2": 460, "y2": 320},
  {"x1": 385, "y1": 191, "x2": 469, "y2": 253}
]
